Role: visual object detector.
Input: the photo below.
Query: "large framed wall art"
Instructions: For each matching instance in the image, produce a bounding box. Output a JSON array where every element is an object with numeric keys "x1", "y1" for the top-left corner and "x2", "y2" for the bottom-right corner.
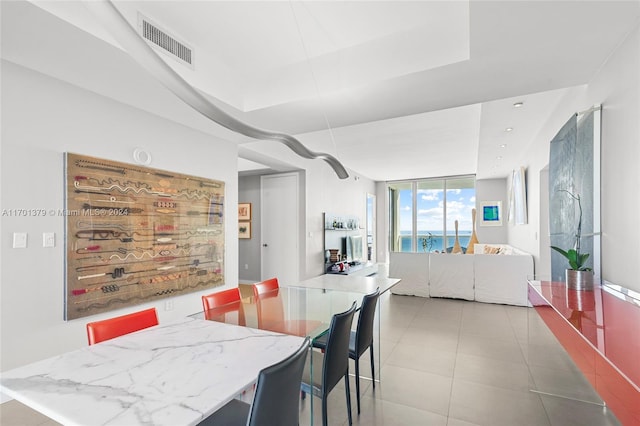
[{"x1": 64, "y1": 153, "x2": 225, "y2": 320}]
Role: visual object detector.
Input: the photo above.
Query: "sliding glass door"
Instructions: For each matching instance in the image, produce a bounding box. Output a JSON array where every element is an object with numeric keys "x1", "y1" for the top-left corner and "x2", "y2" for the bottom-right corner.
[{"x1": 390, "y1": 176, "x2": 475, "y2": 253}]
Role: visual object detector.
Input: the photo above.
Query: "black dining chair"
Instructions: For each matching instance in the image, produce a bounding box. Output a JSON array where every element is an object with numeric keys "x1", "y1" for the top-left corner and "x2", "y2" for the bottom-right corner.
[
  {"x1": 312, "y1": 288, "x2": 381, "y2": 414},
  {"x1": 301, "y1": 301, "x2": 357, "y2": 426},
  {"x1": 198, "y1": 336, "x2": 310, "y2": 426}
]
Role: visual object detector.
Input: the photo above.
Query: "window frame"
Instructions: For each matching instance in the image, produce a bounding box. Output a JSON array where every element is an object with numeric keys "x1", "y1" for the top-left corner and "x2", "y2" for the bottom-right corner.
[{"x1": 388, "y1": 175, "x2": 476, "y2": 253}]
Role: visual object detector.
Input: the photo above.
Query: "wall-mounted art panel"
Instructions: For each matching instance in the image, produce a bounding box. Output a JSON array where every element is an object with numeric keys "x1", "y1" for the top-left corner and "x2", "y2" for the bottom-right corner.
[
  {"x1": 65, "y1": 153, "x2": 225, "y2": 320},
  {"x1": 549, "y1": 109, "x2": 600, "y2": 282}
]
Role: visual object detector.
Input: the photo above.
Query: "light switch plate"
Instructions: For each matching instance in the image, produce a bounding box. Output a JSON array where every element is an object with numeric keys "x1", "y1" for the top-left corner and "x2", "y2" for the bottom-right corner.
[
  {"x1": 43, "y1": 232, "x2": 55, "y2": 248},
  {"x1": 13, "y1": 232, "x2": 28, "y2": 248}
]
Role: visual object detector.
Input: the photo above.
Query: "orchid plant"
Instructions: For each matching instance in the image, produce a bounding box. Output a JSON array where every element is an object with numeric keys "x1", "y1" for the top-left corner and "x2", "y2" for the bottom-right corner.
[{"x1": 550, "y1": 190, "x2": 592, "y2": 271}]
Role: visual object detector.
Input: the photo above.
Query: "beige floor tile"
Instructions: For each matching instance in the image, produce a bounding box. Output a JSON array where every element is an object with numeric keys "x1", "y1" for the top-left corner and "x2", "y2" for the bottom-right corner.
[
  {"x1": 457, "y1": 333, "x2": 527, "y2": 364},
  {"x1": 539, "y1": 395, "x2": 620, "y2": 426},
  {"x1": 453, "y1": 352, "x2": 531, "y2": 392},
  {"x1": 353, "y1": 396, "x2": 448, "y2": 426},
  {"x1": 0, "y1": 400, "x2": 60, "y2": 426},
  {"x1": 386, "y1": 342, "x2": 457, "y2": 377},
  {"x1": 365, "y1": 364, "x2": 453, "y2": 416},
  {"x1": 448, "y1": 379, "x2": 551, "y2": 426}
]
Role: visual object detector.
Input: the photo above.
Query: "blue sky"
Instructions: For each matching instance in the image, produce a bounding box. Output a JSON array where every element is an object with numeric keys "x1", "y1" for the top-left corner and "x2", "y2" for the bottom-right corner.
[{"x1": 399, "y1": 188, "x2": 476, "y2": 232}]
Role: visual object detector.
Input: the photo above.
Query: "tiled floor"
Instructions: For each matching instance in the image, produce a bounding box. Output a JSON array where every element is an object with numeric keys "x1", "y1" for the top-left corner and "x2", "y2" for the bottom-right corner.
[
  {"x1": 297, "y1": 293, "x2": 620, "y2": 426},
  {"x1": 1, "y1": 293, "x2": 622, "y2": 426}
]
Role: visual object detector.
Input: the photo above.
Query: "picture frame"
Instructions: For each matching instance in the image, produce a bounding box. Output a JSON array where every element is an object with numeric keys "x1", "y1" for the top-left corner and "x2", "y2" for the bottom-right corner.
[
  {"x1": 238, "y1": 203, "x2": 251, "y2": 221},
  {"x1": 238, "y1": 221, "x2": 251, "y2": 239},
  {"x1": 479, "y1": 201, "x2": 503, "y2": 226}
]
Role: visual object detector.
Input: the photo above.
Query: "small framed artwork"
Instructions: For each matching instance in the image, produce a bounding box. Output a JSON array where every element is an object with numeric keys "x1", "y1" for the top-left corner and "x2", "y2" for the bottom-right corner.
[
  {"x1": 238, "y1": 203, "x2": 251, "y2": 221},
  {"x1": 239, "y1": 221, "x2": 251, "y2": 239},
  {"x1": 479, "y1": 201, "x2": 503, "y2": 226}
]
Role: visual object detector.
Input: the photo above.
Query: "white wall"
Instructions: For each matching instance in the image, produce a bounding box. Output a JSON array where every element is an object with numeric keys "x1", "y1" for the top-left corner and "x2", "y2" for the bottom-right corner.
[
  {"x1": 299, "y1": 159, "x2": 376, "y2": 279},
  {"x1": 508, "y1": 23, "x2": 640, "y2": 292},
  {"x1": 475, "y1": 178, "x2": 508, "y2": 244},
  {"x1": 0, "y1": 61, "x2": 239, "y2": 373},
  {"x1": 587, "y1": 24, "x2": 640, "y2": 291},
  {"x1": 506, "y1": 85, "x2": 588, "y2": 273}
]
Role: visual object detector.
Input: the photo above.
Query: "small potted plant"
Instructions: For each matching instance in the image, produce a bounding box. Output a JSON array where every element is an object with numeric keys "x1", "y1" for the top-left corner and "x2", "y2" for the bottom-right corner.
[
  {"x1": 421, "y1": 232, "x2": 434, "y2": 252},
  {"x1": 550, "y1": 190, "x2": 594, "y2": 290}
]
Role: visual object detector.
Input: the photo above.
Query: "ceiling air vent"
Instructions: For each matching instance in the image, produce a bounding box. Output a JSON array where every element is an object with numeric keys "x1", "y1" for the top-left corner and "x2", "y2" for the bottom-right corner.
[{"x1": 138, "y1": 14, "x2": 193, "y2": 68}]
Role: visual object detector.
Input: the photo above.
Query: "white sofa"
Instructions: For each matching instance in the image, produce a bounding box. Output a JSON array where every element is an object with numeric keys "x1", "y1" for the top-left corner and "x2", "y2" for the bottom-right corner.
[
  {"x1": 389, "y1": 244, "x2": 534, "y2": 306},
  {"x1": 429, "y1": 254, "x2": 475, "y2": 300},
  {"x1": 388, "y1": 253, "x2": 430, "y2": 297}
]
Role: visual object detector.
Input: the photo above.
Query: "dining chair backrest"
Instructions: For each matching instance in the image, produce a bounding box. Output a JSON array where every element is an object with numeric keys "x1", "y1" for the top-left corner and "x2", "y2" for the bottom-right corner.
[
  {"x1": 202, "y1": 288, "x2": 245, "y2": 325},
  {"x1": 86, "y1": 307, "x2": 158, "y2": 345},
  {"x1": 354, "y1": 288, "x2": 381, "y2": 357},
  {"x1": 255, "y1": 287, "x2": 284, "y2": 331},
  {"x1": 247, "y1": 337, "x2": 310, "y2": 426},
  {"x1": 202, "y1": 288, "x2": 241, "y2": 311},
  {"x1": 252, "y1": 278, "x2": 279, "y2": 298},
  {"x1": 322, "y1": 301, "x2": 357, "y2": 394}
]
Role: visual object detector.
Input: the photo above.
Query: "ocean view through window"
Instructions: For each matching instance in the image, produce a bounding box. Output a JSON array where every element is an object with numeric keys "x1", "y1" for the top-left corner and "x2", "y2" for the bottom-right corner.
[{"x1": 389, "y1": 176, "x2": 476, "y2": 253}]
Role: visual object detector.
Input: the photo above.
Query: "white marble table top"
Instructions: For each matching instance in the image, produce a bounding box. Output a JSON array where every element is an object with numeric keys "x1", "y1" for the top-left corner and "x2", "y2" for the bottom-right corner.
[
  {"x1": 290, "y1": 273, "x2": 401, "y2": 295},
  {"x1": 0, "y1": 317, "x2": 305, "y2": 426}
]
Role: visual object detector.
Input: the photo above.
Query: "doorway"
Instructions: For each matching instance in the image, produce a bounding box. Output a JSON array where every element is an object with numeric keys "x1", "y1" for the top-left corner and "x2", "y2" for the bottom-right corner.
[{"x1": 260, "y1": 173, "x2": 300, "y2": 285}]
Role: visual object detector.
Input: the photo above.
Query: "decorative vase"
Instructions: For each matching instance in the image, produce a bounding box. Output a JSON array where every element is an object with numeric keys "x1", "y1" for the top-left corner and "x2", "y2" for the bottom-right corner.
[
  {"x1": 566, "y1": 269, "x2": 594, "y2": 291},
  {"x1": 466, "y1": 208, "x2": 479, "y2": 254},
  {"x1": 451, "y1": 220, "x2": 463, "y2": 254}
]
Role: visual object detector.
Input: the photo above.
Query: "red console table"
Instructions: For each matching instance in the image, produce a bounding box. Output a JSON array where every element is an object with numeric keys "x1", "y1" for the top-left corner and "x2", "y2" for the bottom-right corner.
[{"x1": 528, "y1": 281, "x2": 640, "y2": 425}]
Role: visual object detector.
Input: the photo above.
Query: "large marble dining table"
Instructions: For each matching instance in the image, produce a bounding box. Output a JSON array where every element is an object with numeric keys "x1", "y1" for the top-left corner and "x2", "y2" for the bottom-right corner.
[
  {"x1": 0, "y1": 317, "x2": 305, "y2": 426},
  {"x1": 0, "y1": 275, "x2": 400, "y2": 426}
]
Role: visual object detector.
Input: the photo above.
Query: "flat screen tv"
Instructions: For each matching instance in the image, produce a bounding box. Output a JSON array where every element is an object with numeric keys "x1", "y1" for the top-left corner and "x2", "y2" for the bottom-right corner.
[{"x1": 347, "y1": 235, "x2": 363, "y2": 264}]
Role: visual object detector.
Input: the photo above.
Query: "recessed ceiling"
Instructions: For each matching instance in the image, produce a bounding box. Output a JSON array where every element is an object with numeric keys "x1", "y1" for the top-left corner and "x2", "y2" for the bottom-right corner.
[
  {"x1": 112, "y1": 1, "x2": 471, "y2": 111},
  {"x1": 12, "y1": 0, "x2": 640, "y2": 181}
]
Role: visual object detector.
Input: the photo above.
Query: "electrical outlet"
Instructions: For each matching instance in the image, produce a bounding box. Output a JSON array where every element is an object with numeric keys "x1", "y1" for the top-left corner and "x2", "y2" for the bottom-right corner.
[
  {"x1": 164, "y1": 300, "x2": 174, "y2": 311},
  {"x1": 244, "y1": 264, "x2": 249, "y2": 270}
]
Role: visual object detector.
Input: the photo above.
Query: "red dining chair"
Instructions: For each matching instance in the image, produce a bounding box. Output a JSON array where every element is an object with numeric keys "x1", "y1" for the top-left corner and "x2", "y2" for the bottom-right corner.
[
  {"x1": 202, "y1": 288, "x2": 245, "y2": 325},
  {"x1": 202, "y1": 288, "x2": 242, "y2": 311},
  {"x1": 86, "y1": 307, "x2": 158, "y2": 345},
  {"x1": 254, "y1": 282, "x2": 323, "y2": 338},
  {"x1": 255, "y1": 284, "x2": 285, "y2": 331},
  {"x1": 252, "y1": 277, "x2": 279, "y2": 298}
]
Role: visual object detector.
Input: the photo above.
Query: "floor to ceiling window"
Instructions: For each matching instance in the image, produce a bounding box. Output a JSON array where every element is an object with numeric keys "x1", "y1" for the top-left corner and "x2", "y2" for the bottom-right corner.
[{"x1": 389, "y1": 176, "x2": 475, "y2": 253}]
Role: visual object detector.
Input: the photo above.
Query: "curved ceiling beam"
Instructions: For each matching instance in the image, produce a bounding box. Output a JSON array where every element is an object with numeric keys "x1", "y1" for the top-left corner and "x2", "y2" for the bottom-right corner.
[{"x1": 84, "y1": 0, "x2": 349, "y2": 179}]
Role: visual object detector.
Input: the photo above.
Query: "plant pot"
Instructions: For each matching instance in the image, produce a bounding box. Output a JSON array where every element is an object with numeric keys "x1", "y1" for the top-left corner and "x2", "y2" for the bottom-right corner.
[{"x1": 566, "y1": 269, "x2": 594, "y2": 291}]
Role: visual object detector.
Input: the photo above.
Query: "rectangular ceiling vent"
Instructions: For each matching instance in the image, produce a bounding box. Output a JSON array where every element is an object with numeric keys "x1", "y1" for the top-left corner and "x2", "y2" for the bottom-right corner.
[{"x1": 138, "y1": 14, "x2": 194, "y2": 69}]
